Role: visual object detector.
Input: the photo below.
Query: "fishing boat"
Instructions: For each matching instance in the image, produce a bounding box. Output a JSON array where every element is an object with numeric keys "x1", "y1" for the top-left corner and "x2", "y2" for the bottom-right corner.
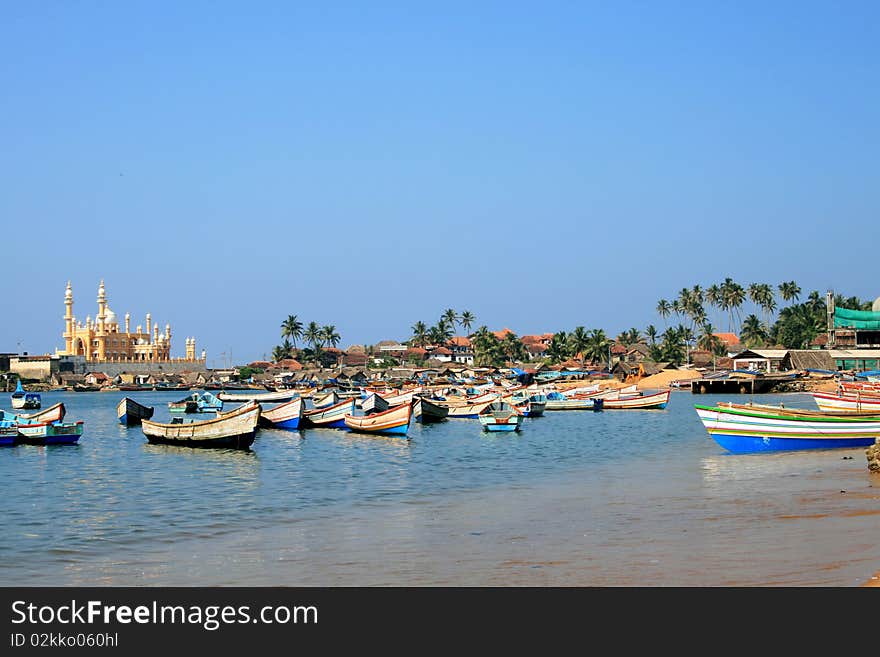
[
  {"x1": 217, "y1": 389, "x2": 299, "y2": 404},
  {"x1": 543, "y1": 391, "x2": 602, "y2": 411},
  {"x1": 168, "y1": 391, "x2": 223, "y2": 414},
  {"x1": 302, "y1": 398, "x2": 356, "y2": 429},
  {"x1": 16, "y1": 420, "x2": 84, "y2": 445},
  {"x1": 507, "y1": 391, "x2": 547, "y2": 417},
  {"x1": 257, "y1": 397, "x2": 303, "y2": 430},
  {"x1": 694, "y1": 402, "x2": 880, "y2": 453},
  {"x1": 412, "y1": 396, "x2": 449, "y2": 423},
  {"x1": 380, "y1": 390, "x2": 415, "y2": 406},
  {"x1": 0, "y1": 402, "x2": 66, "y2": 425},
  {"x1": 344, "y1": 402, "x2": 411, "y2": 437},
  {"x1": 812, "y1": 391, "x2": 880, "y2": 412},
  {"x1": 141, "y1": 401, "x2": 260, "y2": 449},
  {"x1": 116, "y1": 397, "x2": 155, "y2": 425},
  {"x1": 10, "y1": 381, "x2": 40, "y2": 410},
  {"x1": 478, "y1": 400, "x2": 524, "y2": 432},
  {"x1": 360, "y1": 392, "x2": 390, "y2": 415},
  {"x1": 601, "y1": 389, "x2": 671, "y2": 410},
  {"x1": 0, "y1": 425, "x2": 17, "y2": 447}
]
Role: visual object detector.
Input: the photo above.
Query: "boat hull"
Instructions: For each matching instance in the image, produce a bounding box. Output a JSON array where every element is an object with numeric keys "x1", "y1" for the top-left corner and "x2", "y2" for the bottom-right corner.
[
  {"x1": 144, "y1": 430, "x2": 256, "y2": 449},
  {"x1": 116, "y1": 397, "x2": 154, "y2": 425},
  {"x1": 16, "y1": 421, "x2": 84, "y2": 445},
  {"x1": 413, "y1": 397, "x2": 449, "y2": 423},
  {"x1": 302, "y1": 399, "x2": 356, "y2": 429},
  {"x1": 344, "y1": 402, "x2": 411, "y2": 436},
  {"x1": 258, "y1": 398, "x2": 303, "y2": 430},
  {"x1": 142, "y1": 402, "x2": 260, "y2": 449}
]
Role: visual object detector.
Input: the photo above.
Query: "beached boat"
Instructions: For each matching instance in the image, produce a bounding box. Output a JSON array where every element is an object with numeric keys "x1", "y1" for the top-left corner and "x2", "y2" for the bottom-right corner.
[
  {"x1": 601, "y1": 389, "x2": 671, "y2": 410},
  {"x1": 412, "y1": 396, "x2": 449, "y2": 423},
  {"x1": 16, "y1": 420, "x2": 84, "y2": 445},
  {"x1": 168, "y1": 391, "x2": 224, "y2": 414},
  {"x1": 344, "y1": 402, "x2": 411, "y2": 436},
  {"x1": 0, "y1": 402, "x2": 66, "y2": 425},
  {"x1": 10, "y1": 381, "x2": 40, "y2": 410},
  {"x1": 695, "y1": 402, "x2": 880, "y2": 453},
  {"x1": 257, "y1": 397, "x2": 303, "y2": 430},
  {"x1": 302, "y1": 398, "x2": 356, "y2": 429},
  {"x1": 217, "y1": 389, "x2": 299, "y2": 404},
  {"x1": 116, "y1": 397, "x2": 154, "y2": 425},
  {"x1": 142, "y1": 401, "x2": 260, "y2": 449},
  {"x1": 812, "y1": 391, "x2": 880, "y2": 412},
  {"x1": 479, "y1": 400, "x2": 524, "y2": 432}
]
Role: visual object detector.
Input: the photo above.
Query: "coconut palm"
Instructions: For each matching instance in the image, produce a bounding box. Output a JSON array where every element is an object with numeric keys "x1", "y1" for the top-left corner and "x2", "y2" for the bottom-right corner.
[
  {"x1": 569, "y1": 326, "x2": 590, "y2": 366},
  {"x1": 502, "y1": 332, "x2": 527, "y2": 363},
  {"x1": 584, "y1": 329, "x2": 610, "y2": 366},
  {"x1": 459, "y1": 311, "x2": 475, "y2": 334},
  {"x1": 656, "y1": 299, "x2": 672, "y2": 326},
  {"x1": 697, "y1": 323, "x2": 724, "y2": 355},
  {"x1": 411, "y1": 321, "x2": 429, "y2": 348},
  {"x1": 740, "y1": 314, "x2": 768, "y2": 348},
  {"x1": 281, "y1": 315, "x2": 303, "y2": 351},
  {"x1": 271, "y1": 344, "x2": 289, "y2": 363},
  {"x1": 645, "y1": 324, "x2": 658, "y2": 346},
  {"x1": 303, "y1": 322, "x2": 323, "y2": 357},
  {"x1": 442, "y1": 309, "x2": 458, "y2": 329},
  {"x1": 706, "y1": 284, "x2": 723, "y2": 327},
  {"x1": 547, "y1": 332, "x2": 569, "y2": 364},
  {"x1": 778, "y1": 281, "x2": 801, "y2": 304},
  {"x1": 321, "y1": 325, "x2": 341, "y2": 349}
]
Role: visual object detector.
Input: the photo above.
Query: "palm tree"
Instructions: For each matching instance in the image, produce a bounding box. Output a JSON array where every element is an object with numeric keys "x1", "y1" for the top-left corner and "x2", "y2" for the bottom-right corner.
[
  {"x1": 585, "y1": 329, "x2": 610, "y2": 367},
  {"x1": 303, "y1": 322, "x2": 323, "y2": 358},
  {"x1": 706, "y1": 284, "x2": 723, "y2": 327},
  {"x1": 459, "y1": 310, "x2": 475, "y2": 334},
  {"x1": 569, "y1": 326, "x2": 590, "y2": 366},
  {"x1": 442, "y1": 308, "x2": 458, "y2": 329},
  {"x1": 547, "y1": 332, "x2": 569, "y2": 364},
  {"x1": 645, "y1": 324, "x2": 658, "y2": 346},
  {"x1": 502, "y1": 332, "x2": 526, "y2": 364},
  {"x1": 697, "y1": 323, "x2": 724, "y2": 355},
  {"x1": 430, "y1": 320, "x2": 453, "y2": 346},
  {"x1": 778, "y1": 281, "x2": 801, "y2": 304},
  {"x1": 411, "y1": 321, "x2": 428, "y2": 348},
  {"x1": 721, "y1": 278, "x2": 745, "y2": 333},
  {"x1": 322, "y1": 325, "x2": 341, "y2": 349},
  {"x1": 740, "y1": 314, "x2": 768, "y2": 348},
  {"x1": 656, "y1": 299, "x2": 672, "y2": 326},
  {"x1": 281, "y1": 315, "x2": 303, "y2": 351},
  {"x1": 271, "y1": 345, "x2": 288, "y2": 363}
]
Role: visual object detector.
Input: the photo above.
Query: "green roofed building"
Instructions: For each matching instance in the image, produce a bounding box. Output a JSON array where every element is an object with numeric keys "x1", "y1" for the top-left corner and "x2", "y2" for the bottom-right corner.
[{"x1": 828, "y1": 291, "x2": 880, "y2": 349}]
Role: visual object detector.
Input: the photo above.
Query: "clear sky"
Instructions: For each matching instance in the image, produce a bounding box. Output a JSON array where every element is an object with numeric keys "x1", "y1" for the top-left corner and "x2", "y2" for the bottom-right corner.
[{"x1": 2, "y1": 1, "x2": 878, "y2": 365}]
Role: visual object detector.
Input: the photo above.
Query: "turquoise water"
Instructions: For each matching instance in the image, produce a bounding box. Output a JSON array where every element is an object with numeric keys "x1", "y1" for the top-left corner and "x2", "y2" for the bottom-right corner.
[{"x1": 2, "y1": 390, "x2": 878, "y2": 586}]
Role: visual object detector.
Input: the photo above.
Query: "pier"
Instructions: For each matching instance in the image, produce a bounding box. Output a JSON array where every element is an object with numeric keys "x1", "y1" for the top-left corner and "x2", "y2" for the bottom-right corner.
[{"x1": 690, "y1": 377, "x2": 786, "y2": 394}]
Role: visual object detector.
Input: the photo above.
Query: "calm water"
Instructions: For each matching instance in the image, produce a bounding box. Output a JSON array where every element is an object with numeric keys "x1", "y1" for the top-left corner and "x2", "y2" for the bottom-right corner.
[{"x1": 2, "y1": 390, "x2": 878, "y2": 586}]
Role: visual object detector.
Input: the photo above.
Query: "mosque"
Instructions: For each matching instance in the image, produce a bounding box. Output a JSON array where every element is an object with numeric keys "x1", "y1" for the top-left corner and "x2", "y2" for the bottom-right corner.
[{"x1": 56, "y1": 280, "x2": 203, "y2": 363}]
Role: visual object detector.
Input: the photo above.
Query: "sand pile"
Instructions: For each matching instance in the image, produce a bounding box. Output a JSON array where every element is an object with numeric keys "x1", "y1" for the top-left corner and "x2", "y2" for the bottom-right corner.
[{"x1": 636, "y1": 369, "x2": 701, "y2": 390}]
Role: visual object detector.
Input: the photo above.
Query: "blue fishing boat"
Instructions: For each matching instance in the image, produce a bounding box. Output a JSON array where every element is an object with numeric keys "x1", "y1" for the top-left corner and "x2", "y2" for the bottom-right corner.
[
  {"x1": 257, "y1": 397, "x2": 303, "y2": 430},
  {"x1": 10, "y1": 380, "x2": 40, "y2": 410},
  {"x1": 479, "y1": 400, "x2": 524, "y2": 432},
  {"x1": 0, "y1": 423, "x2": 17, "y2": 446},
  {"x1": 302, "y1": 398, "x2": 356, "y2": 429},
  {"x1": 169, "y1": 391, "x2": 223, "y2": 414},
  {"x1": 16, "y1": 420, "x2": 84, "y2": 445}
]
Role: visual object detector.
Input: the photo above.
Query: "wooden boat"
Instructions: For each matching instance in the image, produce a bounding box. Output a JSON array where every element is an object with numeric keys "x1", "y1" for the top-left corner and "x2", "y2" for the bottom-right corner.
[
  {"x1": 218, "y1": 389, "x2": 299, "y2": 403},
  {"x1": 142, "y1": 401, "x2": 260, "y2": 449},
  {"x1": 544, "y1": 392, "x2": 602, "y2": 411},
  {"x1": 118, "y1": 385, "x2": 154, "y2": 391},
  {"x1": 694, "y1": 402, "x2": 880, "y2": 453},
  {"x1": 506, "y1": 392, "x2": 547, "y2": 417},
  {"x1": 812, "y1": 391, "x2": 880, "y2": 412},
  {"x1": 412, "y1": 396, "x2": 449, "y2": 423},
  {"x1": 381, "y1": 390, "x2": 414, "y2": 406},
  {"x1": 0, "y1": 402, "x2": 66, "y2": 425},
  {"x1": 311, "y1": 391, "x2": 339, "y2": 408},
  {"x1": 344, "y1": 402, "x2": 411, "y2": 436},
  {"x1": 0, "y1": 425, "x2": 17, "y2": 447},
  {"x1": 168, "y1": 391, "x2": 224, "y2": 414},
  {"x1": 360, "y1": 392, "x2": 390, "y2": 415},
  {"x1": 302, "y1": 398, "x2": 356, "y2": 429},
  {"x1": 444, "y1": 398, "x2": 496, "y2": 419},
  {"x1": 479, "y1": 400, "x2": 524, "y2": 432},
  {"x1": 72, "y1": 384, "x2": 100, "y2": 392},
  {"x1": 258, "y1": 397, "x2": 303, "y2": 430},
  {"x1": 16, "y1": 420, "x2": 84, "y2": 445},
  {"x1": 602, "y1": 389, "x2": 671, "y2": 410},
  {"x1": 11, "y1": 381, "x2": 40, "y2": 410},
  {"x1": 116, "y1": 397, "x2": 154, "y2": 425}
]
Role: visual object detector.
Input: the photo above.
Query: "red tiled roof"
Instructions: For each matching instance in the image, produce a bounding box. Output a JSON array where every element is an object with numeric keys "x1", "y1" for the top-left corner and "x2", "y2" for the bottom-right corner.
[
  {"x1": 432, "y1": 347, "x2": 452, "y2": 355},
  {"x1": 713, "y1": 333, "x2": 740, "y2": 346},
  {"x1": 526, "y1": 343, "x2": 546, "y2": 353},
  {"x1": 405, "y1": 347, "x2": 427, "y2": 357},
  {"x1": 449, "y1": 336, "x2": 471, "y2": 347},
  {"x1": 274, "y1": 359, "x2": 303, "y2": 371},
  {"x1": 521, "y1": 335, "x2": 545, "y2": 345},
  {"x1": 247, "y1": 361, "x2": 273, "y2": 369},
  {"x1": 492, "y1": 328, "x2": 515, "y2": 340},
  {"x1": 610, "y1": 344, "x2": 627, "y2": 354}
]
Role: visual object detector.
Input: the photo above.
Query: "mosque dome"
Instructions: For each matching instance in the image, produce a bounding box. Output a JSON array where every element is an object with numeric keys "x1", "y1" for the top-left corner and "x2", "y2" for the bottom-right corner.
[
  {"x1": 873, "y1": 297, "x2": 880, "y2": 313},
  {"x1": 105, "y1": 308, "x2": 118, "y2": 326}
]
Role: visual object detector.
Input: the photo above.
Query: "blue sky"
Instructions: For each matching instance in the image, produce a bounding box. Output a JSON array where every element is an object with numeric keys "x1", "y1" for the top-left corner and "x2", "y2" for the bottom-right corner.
[{"x1": 2, "y1": 1, "x2": 878, "y2": 365}]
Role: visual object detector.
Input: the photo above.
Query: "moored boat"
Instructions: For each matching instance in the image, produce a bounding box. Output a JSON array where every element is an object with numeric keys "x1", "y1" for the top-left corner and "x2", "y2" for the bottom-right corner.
[
  {"x1": 258, "y1": 397, "x2": 303, "y2": 430},
  {"x1": 116, "y1": 397, "x2": 155, "y2": 425},
  {"x1": 302, "y1": 398, "x2": 356, "y2": 429},
  {"x1": 0, "y1": 425, "x2": 16, "y2": 446},
  {"x1": 694, "y1": 402, "x2": 880, "y2": 453},
  {"x1": 142, "y1": 401, "x2": 260, "y2": 449},
  {"x1": 0, "y1": 402, "x2": 66, "y2": 425},
  {"x1": 168, "y1": 391, "x2": 223, "y2": 414},
  {"x1": 479, "y1": 400, "x2": 524, "y2": 432},
  {"x1": 218, "y1": 389, "x2": 299, "y2": 404},
  {"x1": 602, "y1": 389, "x2": 671, "y2": 410},
  {"x1": 16, "y1": 420, "x2": 84, "y2": 445},
  {"x1": 812, "y1": 391, "x2": 880, "y2": 412},
  {"x1": 412, "y1": 396, "x2": 449, "y2": 423},
  {"x1": 344, "y1": 402, "x2": 411, "y2": 436},
  {"x1": 11, "y1": 381, "x2": 40, "y2": 410},
  {"x1": 543, "y1": 392, "x2": 601, "y2": 411}
]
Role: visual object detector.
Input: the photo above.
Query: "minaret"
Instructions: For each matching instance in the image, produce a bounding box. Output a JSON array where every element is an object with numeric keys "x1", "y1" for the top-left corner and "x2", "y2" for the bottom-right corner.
[
  {"x1": 165, "y1": 323, "x2": 171, "y2": 360},
  {"x1": 153, "y1": 323, "x2": 159, "y2": 349},
  {"x1": 146, "y1": 313, "x2": 152, "y2": 342},
  {"x1": 64, "y1": 281, "x2": 74, "y2": 354},
  {"x1": 96, "y1": 280, "x2": 107, "y2": 359},
  {"x1": 125, "y1": 313, "x2": 130, "y2": 334}
]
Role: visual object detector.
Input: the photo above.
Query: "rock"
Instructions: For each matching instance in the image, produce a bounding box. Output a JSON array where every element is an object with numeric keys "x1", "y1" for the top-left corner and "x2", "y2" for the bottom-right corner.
[{"x1": 867, "y1": 440, "x2": 880, "y2": 473}]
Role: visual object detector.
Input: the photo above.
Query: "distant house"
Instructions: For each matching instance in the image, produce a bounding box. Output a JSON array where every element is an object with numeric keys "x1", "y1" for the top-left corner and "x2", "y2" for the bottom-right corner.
[
  {"x1": 713, "y1": 333, "x2": 741, "y2": 352},
  {"x1": 625, "y1": 344, "x2": 651, "y2": 363},
  {"x1": 492, "y1": 328, "x2": 515, "y2": 341},
  {"x1": 428, "y1": 346, "x2": 453, "y2": 363},
  {"x1": 448, "y1": 337, "x2": 474, "y2": 364},
  {"x1": 782, "y1": 350, "x2": 836, "y2": 372},
  {"x1": 525, "y1": 342, "x2": 547, "y2": 360},
  {"x1": 730, "y1": 349, "x2": 788, "y2": 373},
  {"x1": 84, "y1": 371, "x2": 109, "y2": 386},
  {"x1": 273, "y1": 358, "x2": 303, "y2": 372}
]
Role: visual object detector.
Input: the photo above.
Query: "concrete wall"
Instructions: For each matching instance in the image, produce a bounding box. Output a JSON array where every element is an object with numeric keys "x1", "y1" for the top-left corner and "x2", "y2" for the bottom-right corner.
[
  {"x1": 9, "y1": 355, "x2": 207, "y2": 380},
  {"x1": 74, "y1": 359, "x2": 209, "y2": 377}
]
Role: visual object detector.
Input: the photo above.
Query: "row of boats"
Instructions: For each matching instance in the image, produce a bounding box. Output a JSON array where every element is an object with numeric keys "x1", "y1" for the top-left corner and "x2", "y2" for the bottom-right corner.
[
  {"x1": 695, "y1": 382, "x2": 880, "y2": 454},
  {"x1": 0, "y1": 403, "x2": 83, "y2": 446},
  {"x1": 116, "y1": 383, "x2": 674, "y2": 448}
]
